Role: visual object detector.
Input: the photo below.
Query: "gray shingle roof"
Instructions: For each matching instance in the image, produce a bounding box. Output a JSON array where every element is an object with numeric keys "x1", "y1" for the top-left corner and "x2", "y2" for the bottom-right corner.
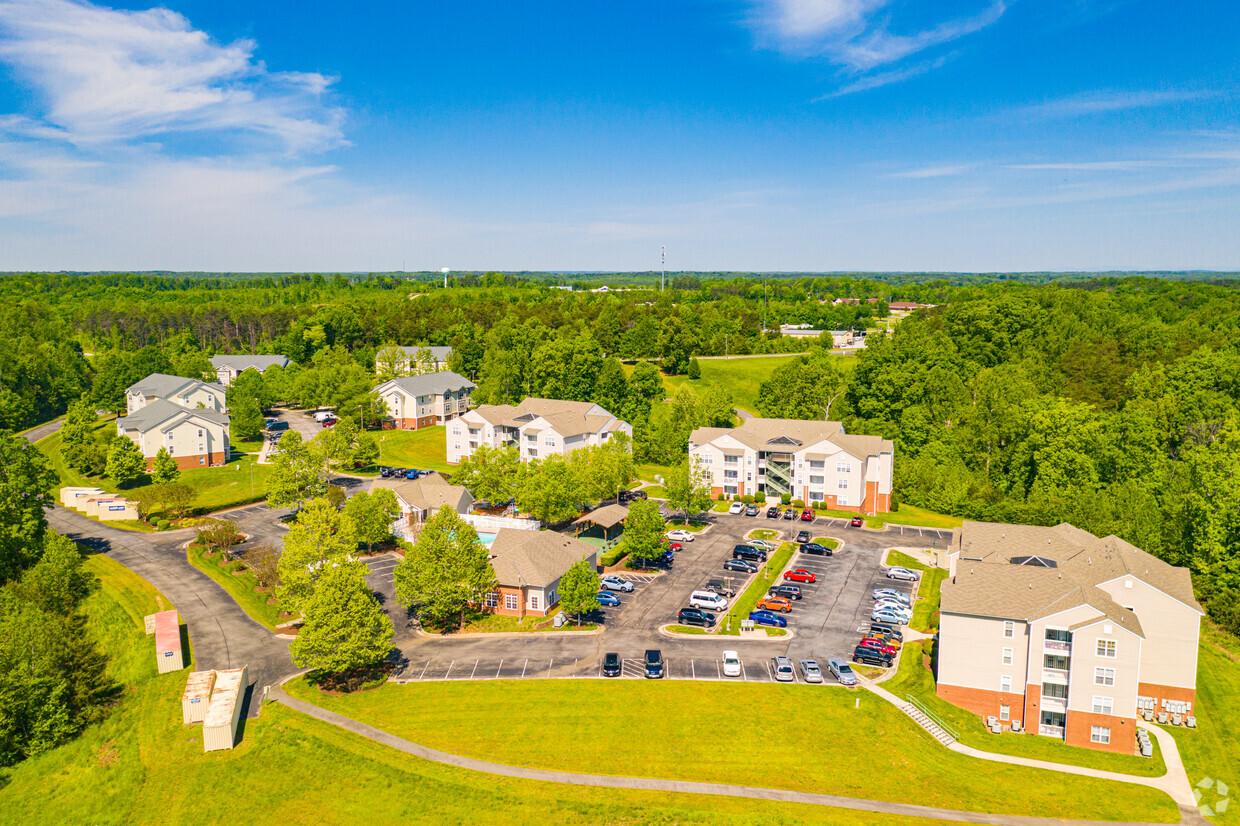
[
  {"x1": 126, "y1": 372, "x2": 225, "y2": 399},
  {"x1": 377, "y1": 370, "x2": 475, "y2": 397},
  {"x1": 117, "y1": 399, "x2": 229, "y2": 433},
  {"x1": 397, "y1": 345, "x2": 453, "y2": 362},
  {"x1": 209, "y1": 355, "x2": 290, "y2": 372},
  {"x1": 469, "y1": 398, "x2": 624, "y2": 438},
  {"x1": 488, "y1": 529, "x2": 596, "y2": 588}
]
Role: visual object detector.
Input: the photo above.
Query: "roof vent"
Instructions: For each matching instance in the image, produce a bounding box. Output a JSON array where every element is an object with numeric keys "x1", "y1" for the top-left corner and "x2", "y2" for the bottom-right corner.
[{"x1": 1028, "y1": 583, "x2": 1032, "y2": 589}]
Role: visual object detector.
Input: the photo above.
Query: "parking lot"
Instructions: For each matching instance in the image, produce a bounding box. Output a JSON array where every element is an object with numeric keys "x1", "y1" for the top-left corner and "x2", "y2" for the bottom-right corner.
[{"x1": 393, "y1": 654, "x2": 828, "y2": 683}]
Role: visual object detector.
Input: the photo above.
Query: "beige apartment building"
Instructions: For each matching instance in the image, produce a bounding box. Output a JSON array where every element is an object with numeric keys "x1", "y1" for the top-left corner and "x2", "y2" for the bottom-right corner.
[
  {"x1": 375, "y1": 371, "x2": 475, "y2": 430},
  {"x1": 209, "y1": 354, "x2": 290, "y2": 386},
  {"x1": 447, "y1": 398, "x2": 631, "y2": 464},
  {"x1": 937, "y1": 521, "x2": 1203, "y2": 753},
  {"x1": 125, "y1": 373, "x2": 227, "y2": 414},
  {"x1": 688, "y1": 418, "x2": 893, "y2": 515},
  {"x1": 117, "y1": 373, "x2": 231, "y2": 468}
]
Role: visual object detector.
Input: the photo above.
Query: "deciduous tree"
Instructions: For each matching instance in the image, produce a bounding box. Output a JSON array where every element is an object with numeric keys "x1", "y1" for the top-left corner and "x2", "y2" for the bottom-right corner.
[
  {"x1": 623, "y1": 498, "x2": 665, "y2": 565},
  {"x1": 289, "y1": 564, "x2": 393, "y2": 675},
  {"x1": 151, "y1": 447, "x2": 180, "y2": 484},
  {"x1": 277, "y1": 498, "x2": 360, "y2": 612},
  {"x1": 343, "y1": 489, "x2": 400, "y2": 552},
  {"x1": 392, "y1": 505, "x2": 496, "y2": 630},
  {"x1": 557, "y1": 559, "x2": 600, "y2": 624}
]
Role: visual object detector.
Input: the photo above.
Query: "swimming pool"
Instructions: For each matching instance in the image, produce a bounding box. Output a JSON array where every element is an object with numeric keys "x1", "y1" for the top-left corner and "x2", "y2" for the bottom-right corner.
[{"x1": 476, "y1": 531, "x2": 497, "y2": 547}]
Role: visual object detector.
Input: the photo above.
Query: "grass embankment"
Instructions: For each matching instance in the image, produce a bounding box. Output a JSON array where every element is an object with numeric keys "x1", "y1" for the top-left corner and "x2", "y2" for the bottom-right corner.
[
  {"x1": 377, "y1": 426, "x2": 452, "y2": 474},
  {"x1": 630, "y1": 353, "x2": 857, "y2": 415},
  {"x1": 184, "y1": 542, "x2": 283, "y2": 631},
  {"x1": 6, "y1": 560, "x2": 941, "y2": 826},
  {"x1": 665, "y1": 518, "x2": 707, "y2": 532},
  {"x1": 287, "y1": 678, "x2": 1178, "y2": 824},
  {"x1": 885, "y1": 551, "x2": 946, "y2": 634},
  {"x1": 817, "y1": 504, "x2": 963, "y2": 531},
  {"x1": 720, "y1": 541, "x2": 797, "y2": 635},
  {"x1": 436, "y1": 612, "x2": 597, "y2": 634},
  {"x1": 1169, "y1": 626, "x2": 1240, "y2": 826}
]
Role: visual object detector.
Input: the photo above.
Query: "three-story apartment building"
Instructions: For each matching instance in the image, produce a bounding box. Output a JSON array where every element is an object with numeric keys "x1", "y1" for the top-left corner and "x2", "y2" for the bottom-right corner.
[
  {"x1": 687, "y1": 418, "x2": 893, "y2": 515},
  {"x1": 447, "y1": 398, "x2": 631, "y2": 464},
  {"x1": 375, "y1": 371, "x2": 474, "y2": 430},
  {"x1": 937, "y1": 521, "x2": 1203, "y2": 753},
  {"x1": 117, "y1": 373, "x2": 230, "y2": 469}
]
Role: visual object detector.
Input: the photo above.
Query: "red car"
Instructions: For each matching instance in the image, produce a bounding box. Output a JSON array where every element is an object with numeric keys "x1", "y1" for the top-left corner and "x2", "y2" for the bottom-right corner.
[
  {"x1": 859, "y1": 637, "x2": 897, "y2": 656},
  {"x1": 849, "y1": 516, "x2": 864, "y2": 527},
  {"x1": 784, "y1": 568, "x2": 817, "y2": 583},
  {"x1": 322, "y1": 418, "x2": 337, "y2": 428},
  {"x1": 664, "y1": 540, "x2": 683, "y2": 552},
  {"x1": 800, "y1": 509, "x2": 815, "y2": 521}
]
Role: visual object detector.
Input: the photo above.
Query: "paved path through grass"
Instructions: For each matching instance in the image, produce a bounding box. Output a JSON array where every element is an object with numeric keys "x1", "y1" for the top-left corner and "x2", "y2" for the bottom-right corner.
[{"x1": 272, "y1": 679, "x2": 1196, "y2": 826}]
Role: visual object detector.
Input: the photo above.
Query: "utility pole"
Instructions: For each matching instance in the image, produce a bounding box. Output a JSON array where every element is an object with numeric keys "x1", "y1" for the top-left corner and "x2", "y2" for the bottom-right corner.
[{"x1": 661, "y1": 245, "x2": 665, "y2": 292}]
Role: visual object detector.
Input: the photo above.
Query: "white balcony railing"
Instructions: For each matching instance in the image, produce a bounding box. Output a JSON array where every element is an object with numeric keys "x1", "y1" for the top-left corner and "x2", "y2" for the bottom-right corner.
[
  {"x1": 1040, "y1": 696, "x2": 1067, "y2": 713},
  {"x1": 1044, "y1": 640, "x2": 1070, "y2": 652},
  {"x1": 1039, "y1": 724, "x2": 1065, "y2": 738},
  {"x1": 1042, "y1": 668, "x2": 1069, "y2": 684}
]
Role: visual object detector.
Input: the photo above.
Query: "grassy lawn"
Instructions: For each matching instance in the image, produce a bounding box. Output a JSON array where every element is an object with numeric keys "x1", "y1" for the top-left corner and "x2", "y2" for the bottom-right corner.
[
  {"x1": 665, "y1": 518, "x2": 707, "y2": 532},
  {"x1": 1168, "y1": 626, "x2": 1240, "y2": 826},
  {"x1": 886, "y1": 551, "x2": 946, "y2": 634},
  {"x1": 185, "y1": 542, "x2": 283, "y2": 631},
  {"x1": 641, "y1": 485, "x2": 668, "y2": 499},
  {"x1": 434, "y1": 612, "x2": 598, "y2": 634},
  {"x1": 377, "y1": 427, "x2": 452, "y2": 474},
  {"x1": 35, "y1": 417, "x2": 117, "y2": 492},
  {"x1": 630, "y1": 354, "x2": 857, "y2": 414},
  {"x1": 883, "y1": 639, "x2": 1167, "y2": 778},
  {"x1": 748, "y1": 528, "x2": 780, "y2": 541},
  {"x1": 720, "y1": 541, "x2": 797, "y2": 635},
  {"x1": 666, "y1": 624, "x2": 712, "y2": 635},
  {"x1": 633, "y1": 462, "x2": 674, "y2": 484},
  {"x1": 286, "y1": 678, "x2": 1177, "y2": 823},
  {"x1": 6, "y1": 560, "x2": 956, "y2": 826}
]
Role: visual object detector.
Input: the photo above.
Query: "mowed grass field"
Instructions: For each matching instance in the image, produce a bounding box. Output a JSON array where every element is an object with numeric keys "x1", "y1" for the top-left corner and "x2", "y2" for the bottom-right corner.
[
  {"x1": 625, "y1": 353, "x2": 857, "y2": 414},
  {"x1": 376, "y1": 426, "x2": 452, "y2": 474},
  {"x1": 286, "y1": 679, "x2": 1178, "y2": 823},
  {"x1": 0, "y1": 557, "x2": 977, "y2": 826}
]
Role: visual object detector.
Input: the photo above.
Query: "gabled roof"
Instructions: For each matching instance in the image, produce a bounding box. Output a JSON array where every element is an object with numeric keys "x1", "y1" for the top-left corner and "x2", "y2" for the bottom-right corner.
[
  {"x1": 950, "y1": 521, "x2": 1202, "y2": 613},
  {"x1": 689, "y1": 417, "x2": 893, "y2": 459},
  {"x1": 468, "y1": 398, "x2": 624, "y2": 438},
  {"x1": 397, "y1": 345, "x2": 453, "y2": 362},
  {"x1": 572, "y1": 503, "x2": 629, "y2": 529},
  {"x1": 209, "y1": 355, "x2": 290, "y2": 372},
  {"x1": 488, "y1": 529, "x2": 596, "y2": 588},
  {"x1": 377, "y1": 370, "x2": 475, "y2": 397},
  {"x1": 118, "y1": 399, "x2": 229, "y2": 433},
  {"x1": 371, "y1": 472, "x2": 472, "y2": 513},
  {"x1": 126, "y1": 372, "x2": 224, "y2": 400}
]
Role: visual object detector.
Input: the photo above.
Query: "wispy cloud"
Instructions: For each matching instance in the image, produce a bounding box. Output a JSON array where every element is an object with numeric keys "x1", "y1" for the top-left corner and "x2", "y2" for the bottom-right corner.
[
  {"x1": 1011, "y1": 89, "x2": 1211, "y2": 120},
  {"x1": 1006, "y1": 161, "x2": 1164, "y2": 171},
  {"x1": 889, "y1": 164, "x2": 971, "y2": 179},
  {"x1": 0, "y1": 0, "x2": 344, "y2": 152},
  {"x1": 819, "y1": 55, "x2": 950, "y2": 97}
]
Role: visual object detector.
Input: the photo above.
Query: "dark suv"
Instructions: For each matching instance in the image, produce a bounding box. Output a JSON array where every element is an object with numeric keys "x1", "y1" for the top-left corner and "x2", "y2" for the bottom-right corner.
[
  {"x1": 853, "y1": 645, "x2": 893, "y2": 667},
  {"x1": 602, "y1": 652, "x2": 622, "y2": 677},
  {"x1": 619, "y1": 489, "x2": 648, "y2": 503},
  {"x1": 677, "y1": 607, "x2": 717, "y2": 628},
  {"x1": 644, "y1": 649, "x2": 664, "y2": 678},
  {"x1": 768, "y1": 584, "x2": 803, "y2": 600},
  {"x1": 732, "y1": 545, "x2": 767, "y2": 562},
  {"x1": 800, "y1": 542, "x2": 833, "y2": 556}
]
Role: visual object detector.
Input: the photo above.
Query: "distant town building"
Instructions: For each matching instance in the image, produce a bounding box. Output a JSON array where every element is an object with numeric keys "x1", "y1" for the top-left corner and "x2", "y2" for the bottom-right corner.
[{"x1": 394, "y1": 345, "x2": 453, "y2": 375}]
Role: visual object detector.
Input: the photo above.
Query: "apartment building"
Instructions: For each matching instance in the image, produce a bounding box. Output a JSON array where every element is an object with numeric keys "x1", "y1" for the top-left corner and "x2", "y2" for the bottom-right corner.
[
  {"x1": 117, "y1": 373, "x2": 231, "y2": 468},
  {"x1": 484, "y1": 529, "x2": 598, "y2": 617},
  {"x1": 125, "y1": 373, "x2": 227, "y2": 414},
  {"x1": 937, "y1": 521, "x2": 1203, "y2": 753},
  {"x1": 447, "y1": 398, "x2": 631, "y2": 464},
  {"x1": 687, "y1": 418, "x2": 893, "y2": 515},
  {"x1": 395, "y1": 345, "x2": 453, "y2": 375},
  {"x1": 375, "y1": 371, "x2": 475, "y2": 430},
  {"x1": 209, "y1": 354, "x2": 290, "y2": 386}
]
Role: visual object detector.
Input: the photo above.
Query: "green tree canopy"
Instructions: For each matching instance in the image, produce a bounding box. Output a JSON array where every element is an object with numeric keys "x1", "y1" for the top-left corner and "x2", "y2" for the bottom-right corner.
[
  {"x1": 288, "y1": 564, "x2": 393, "y2": 676},
  {"x1": 392, "y1": 505, "x2": 496, "y2": 630},
  {"x1": 105, "y1": 438, "x2": 145, "y2": 488},
  {"x1": 557, "y1": 559, "x2": 600, "y2": 625},
  {"x1": 623, "y1": 498, "x2": 665, "y2": 564},
  {"x1": 343, "y1": 489, "x2": 400, "y2": 552},
  {"x1": 151, "y1": 447, "x2": 180, "y2": 484},
  {"x1": 277, "y1": 498, "x2": 361, "y2": 613}
]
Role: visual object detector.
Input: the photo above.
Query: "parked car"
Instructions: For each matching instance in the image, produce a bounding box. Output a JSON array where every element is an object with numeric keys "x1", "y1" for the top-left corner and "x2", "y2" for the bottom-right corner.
[
  {"x1": 597, "y1": 591, "x2": 622, "y2": 607},
  {"x1": 644, "y1": 649, "x2": 664, "y2": 678},
  {"x1": 771, "y1": 655, "x2": 796, "y2": 682},
  {"x1": 689, "y1": 591, "x2": 729, "y2": 612},
  {"x1": 666, "y1": 529, "x2": 695, "y2": 542},
  {"x1": 732, "y1": 545, "x2": 767, "y2": 562},
  {"x1": 886, "y1": 566, "x2": 921, "y2": 582},
  {"x1": 800, "y1": 509, "x2": 815, "y2": 522},
  {"x1": 748, "y1": 539, "x2": 778, "y2": 551},
  {"x1": 379, "y1": 466, "x2": 393, "y2": 477},
  {"x1": 322, "y1": 418, "x2": 337, "y2": 428},
  {"x1": 768, "y1": 584, "x2": 803, "y2": 600},
  {"x1": 867, "y1": 630, "x2": 901, "y2": 648},
  {"x1": 782, "y1": 509, "x2": 796, "y2": 520},
  {"x1": 784, "y1": 568, "x2": 817, "y2": 583},
  {"x1": 853, "y1": 645, "x2": 893, "y2": 667},
  {"x1": 264, "y1": 420, "x2": 289, "y2": 433},
  {"x1": 749, "y1": 610, "x2": 787, "y2": 628},
  {"x1": 745, "y1": 504, "x2": 761, "y2": 517},
  {"x1": 828, "y1": 657, "x2": 857, "y2": 685},
  {"x1": 869, "y1": 622, "x2": 903, "y2": 640},
  {"x1": 859, "y1": 637, "x2": 898, "y2": 656},
  {"x1": 799, "y1": 659, "x2": 824, "y2": 683},
  {"x1": 873, "y1": 599, "x2": 913, "y2": 617},
  {"x1": 795, "y1": 530, "x2": 811, "y2": 543},
  {"x1": 722, "y1": 650, "x2": 742, "y2": 677},
  {"x1": 755, "y1": 595, "x2": 793, "y2": 613},
  {"x1": 724, "y1": 558, "x2": 758, "y2": 574},
  {"x1": 766, "y1": 506, "x2": 781, "y2": 518},
  {"x1": 849, "y1": 516, "x2": 865, "y2": 527},
  {"x1": 390, "y1": 468, "x2": 407, "y2": 478},
  {"x1": 312, "y1": 411, "x2": 336, "y2": 422},
  {"x1": 728, "y1": 501, "x2": 745, "y2": 514},
  {"x1": 871, "y1": 609, "x2": 907, "y2": 625},
  {"x1": 873, "y1": 588, "x2": 910, "y2": 603},
  {"x1": 664, "y1": 540, "x2": 683, "y2": 553},
  {"x1": 800, "y1": 542, "x2": 833, "y2": 556},
  {"x1": 706, "y1": 578, "x2": 737, "y2": 597},
  {"x1": 600, "y1": 575, "x2": 635, "y2": 593},
  {"x1": 405, "y1": 468, "x2": 423, "y2": 479},
  {"x1": 678, "y1": 607, "x2": 717, "y2": 628},
  {"x1": 602, "y1": 652, "x2": 622, "y2": 677},
  {"x1": 618, "y1": 489, "x2": 648, "y2": 503}
]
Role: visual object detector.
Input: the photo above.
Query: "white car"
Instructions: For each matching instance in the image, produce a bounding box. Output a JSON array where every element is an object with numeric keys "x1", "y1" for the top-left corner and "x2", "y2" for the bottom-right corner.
[
  {"x1": 728, "y1": 501, "x2": 745, "y2": 515},
  {"x1": 886, "y1": 566, "x2": 921, "y2": 582},
  {"x1": 799, "y1": 659, "x2": 824, "y2": 683},
  {"x1": 666, "y1": 529, "x2": 695, "y2": 542},
  {"x1": 722, "y1": 650, "x2": 742, "y2": 677},
  {"x1": 312, "y1": 410, "x2": 336, "y2": 422},
  {"x1": 748, "y1": 539, "x2": 778, "y2": 551},
  {"x1": 872, "y1": 609, "x2": 908, "y2": 625},
  {"x1": 874, "y1": 598, "x2": 913, "y2": 614},
  {"x1": 600, "y1": 576, "x2": 635, "y2": 593},
  {"x1": 873, "y1": 588, "x2": 910, "y2": 603}
]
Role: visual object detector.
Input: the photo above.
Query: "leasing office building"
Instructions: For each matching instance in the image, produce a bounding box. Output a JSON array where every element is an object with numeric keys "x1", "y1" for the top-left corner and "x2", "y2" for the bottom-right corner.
[{"x1": 936, "y1": 521, "x2": 1203, "y2": 753}]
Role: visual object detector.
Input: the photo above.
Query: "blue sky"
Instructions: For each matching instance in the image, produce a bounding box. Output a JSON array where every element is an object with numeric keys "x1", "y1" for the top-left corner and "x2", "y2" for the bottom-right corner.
[{"x1": 0, "y1": 0, "x2": 1237, "y2": 272}]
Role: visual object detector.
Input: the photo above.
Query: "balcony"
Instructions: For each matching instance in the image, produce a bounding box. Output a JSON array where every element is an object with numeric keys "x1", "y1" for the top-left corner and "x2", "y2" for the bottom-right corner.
[
  {"x1": 1038, "y1": 724, "x2": 1065, "y2": 738},
  {"x1": 1040, "y1": 696, "x2": 1067, "y2": 713},
  {"x1": 1044, "y1": 640, "x2": 1070, "y2": 653},
  {"x1": 1042, "y1": 668, "x2": 1069, "y2": 684}
]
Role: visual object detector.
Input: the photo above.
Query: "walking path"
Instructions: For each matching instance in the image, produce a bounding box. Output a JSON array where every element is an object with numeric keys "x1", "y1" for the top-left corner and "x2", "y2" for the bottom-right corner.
[{"x1": 270, "y1": 679, "x2": 1191, "y2": 826}]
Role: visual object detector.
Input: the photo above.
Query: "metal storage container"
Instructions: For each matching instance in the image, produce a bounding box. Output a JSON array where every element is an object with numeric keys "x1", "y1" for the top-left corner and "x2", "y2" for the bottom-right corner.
[
  {"x1": 149, "y1": 610, "x2": 184, "y2": 673},
  {"x1": 202, "y1": 666, "x2": 248, "y2": 752},
  {"x1": 181, "y1": 670, "x2": 217, "y2": 724}
]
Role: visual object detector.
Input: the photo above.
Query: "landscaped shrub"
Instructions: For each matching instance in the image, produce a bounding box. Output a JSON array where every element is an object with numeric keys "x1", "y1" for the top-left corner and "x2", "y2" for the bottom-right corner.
[
  {"x1": 156, "y1": 519, "x2": 170, "y2": 530},
  {"x1": 741, "y1": 494, "x2": 755, "y2": 505},
  {"x1": 814, "y1": 500, "x2": 827, "y2": 511},
  {"x1": 718, "y1": 493, "x2": 726, "y2": 501},
  {"x1": 791, "y1": 499, "x2": 805, "y2": 509},
  {"x1": 754, "y1": 491, "x2": 766, "y2": 504},
  {"x1": 889, "y1": 493, "x2": 900, "y2": 512},
  {"x1": 781, "y1": 493, "x2": 791, "y2": 505}
]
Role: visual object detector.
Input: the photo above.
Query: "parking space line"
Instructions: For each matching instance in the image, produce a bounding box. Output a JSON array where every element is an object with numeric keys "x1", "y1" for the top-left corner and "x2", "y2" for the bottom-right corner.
[
  {"x1": 470, "y1": 660, "x2": 478, "y2": 679},
  {"x1": 444, "y1": 659, "x2": 455, "y2": 678},
  {"x1": 521, "y1": 659, "x2": 528, "y2": 678},
  {"x1": 418, "y1": 661, "x2": 430, "y2": 680},
  {"x1": 547, "y1": 659, "x2": 554, "y2": 677},
  {"x1": 496, "y1": 659, "x2": 503, "y2": 678}
]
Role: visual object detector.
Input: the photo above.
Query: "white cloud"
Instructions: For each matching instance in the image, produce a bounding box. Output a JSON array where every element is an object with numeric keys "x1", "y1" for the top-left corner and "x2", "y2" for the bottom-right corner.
[
  {"x1": 890, "y1": 164, "x2": 970, "y2": 179},
  {"x1": 1012, "y1": 89, "x2": 1209, "y2": 120},
  {"x1": 0, "y1": 0, "x2": 344, "y2": 152},
  {"x1": 751, "y1": 0, "x2": 1006, "y2": 73},
  {"x1": 1006, "y1": 161, "x2": 1163, "y2": 171}
]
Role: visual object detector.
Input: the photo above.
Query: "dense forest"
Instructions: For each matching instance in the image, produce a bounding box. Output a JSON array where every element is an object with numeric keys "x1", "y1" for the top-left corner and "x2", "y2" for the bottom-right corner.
[{"x1": 3, "y1": 271, "x2": 1240, "y2": 634}]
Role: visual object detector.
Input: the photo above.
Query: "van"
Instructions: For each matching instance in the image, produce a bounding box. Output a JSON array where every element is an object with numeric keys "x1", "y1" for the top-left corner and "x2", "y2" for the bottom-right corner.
[
  {"x1": 689, "y1": 591, "x2": 728, "y2": 612},
  {"x1": 313, "y1": 410, "x2": 336, "y2": 423},
  {"x1": 771, "y1": 655, "x2": 796, "y2": 682}
]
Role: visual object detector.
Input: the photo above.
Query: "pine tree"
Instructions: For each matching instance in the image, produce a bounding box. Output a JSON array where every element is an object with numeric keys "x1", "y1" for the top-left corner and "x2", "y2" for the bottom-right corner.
[{"x1": 687, "y1": 358, "x2": 701, "y2": 379}]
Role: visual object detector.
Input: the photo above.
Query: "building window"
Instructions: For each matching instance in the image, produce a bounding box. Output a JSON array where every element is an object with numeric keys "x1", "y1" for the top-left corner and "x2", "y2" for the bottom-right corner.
[
  {"x1": 837, "y1": 494, "x2": 848, "y2": 506},
  {"x1": 544, "y1": 436, "x2": 555, "y2": 446},
  {"x1": 503, "y1": 593, "x2": 518, "y2": 610},
  {"x1": 546, "y1": 588, "x2": 557, "y2": 606},
  {"x1": 1044, "y1": 654, "x2": 1069, "y2": 670},
  {"x1": 527, "y1": 448, "x2": 538, "y2": 458},
  {"x1": 198, "y1": 456, "x2": 205, "y2": 466},
  {"x1": 809, "y1": 475, "x2": 824, "y2": 485},
  {"x1": 1003, "y1": 620, "x2": 1015, "y2": 638},
  {"x1": 1002, "y1": 648, "x2": 1013, "y2": 666},
  {"x1": 836, "y1": 462, "x2": 851, "y2": 473},
  {"x1": 724, "y1": 470, "x2": 738, "y2": 480},
  {"x1": 197, "y1": 429, "x2": 203, "y2": 438},
  {"x1": 1042, "y1": 682, "x2": 1068, "y2": 700},
  {"x1": 1045, "y1": 628, "x2": 1071, "y2": 644},
  {"x1": 168, "y1": 446, "x2": 174, "y2": 455},
  {"x1": 1000, "y1": 675, "x2": 1012, "y2": 693},
  {"x1": 485, "y1": 592, "x2": 498, "y2": 608},
  {"x1": 1092, "y1": 696, "x2": 1114, "y2": 715},
  {"x1": 724, "y1": 485, "x2": 737, "y2": 495},
  {"x1": 1096, "y1": 639, "x2": 1116, "y2": 658},
  {"x1": 809, "y1": 491, "x2": 824, "y2": 502},
  {"x1": 999, "y1": 704, "x2": 1010, "y2": 722},
  {"x1": 1091, "y1": 726, "x2": 1111, "y2": 744},
  {"x1": 529, "y1": 595, "x2": 540, "y2": 611},
  {"x1": 809, "y1": 460, "x2": 824, "y2": 469},
  {"x1": 526, "y1": 433, "x2": 536, "y2": 442},
  {"x1": 701, "y1": 455, "x2": 712, "y2": 465},
  {"x1": 838, "y1": 479, "x2": 849, "y2": 490},
  {"x1": 454, "y1": 442, "x2": 461, "y2": 450},
  {"x1": 1095, "y1": 667, "x2": 1116, "y2": 686},
  {"x1": 724, "y1": 455, "x2": 739, "y2": 465},
  {"x1": 453, "y1": 426, "x2": 462, "y2": 435}
]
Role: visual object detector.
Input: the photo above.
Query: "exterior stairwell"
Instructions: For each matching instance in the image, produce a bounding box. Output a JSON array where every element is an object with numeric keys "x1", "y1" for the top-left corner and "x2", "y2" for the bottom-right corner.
[{"x1": 899, "y1": 697, "x2": 958, "y2": 747}]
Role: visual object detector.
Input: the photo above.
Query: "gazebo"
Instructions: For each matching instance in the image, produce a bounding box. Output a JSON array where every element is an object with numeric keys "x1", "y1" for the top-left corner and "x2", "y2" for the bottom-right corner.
[{"x1": 572, "y1": 503, "x2": 630, "y2": 542}]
